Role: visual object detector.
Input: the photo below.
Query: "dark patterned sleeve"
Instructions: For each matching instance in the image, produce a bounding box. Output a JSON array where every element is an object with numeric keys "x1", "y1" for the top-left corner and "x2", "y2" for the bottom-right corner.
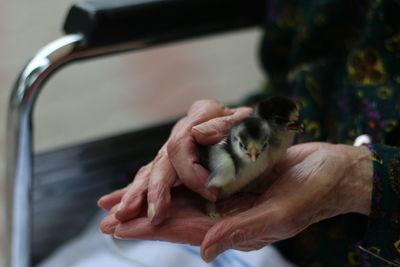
[{"x1": 359, "y1": 144, "x2": 400, "y2": 266}]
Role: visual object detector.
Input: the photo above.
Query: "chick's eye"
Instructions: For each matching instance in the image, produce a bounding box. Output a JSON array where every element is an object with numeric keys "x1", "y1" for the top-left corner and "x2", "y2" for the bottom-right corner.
[
  {"x1": 274, "y1": 116, "x2": 287, "y2": 124},
  {"x1": 239, "y1": 142, "x2": 246, "y2": 149},
  {"x1": 262, "y1": 142, "x2": 268, "y2": 149}
]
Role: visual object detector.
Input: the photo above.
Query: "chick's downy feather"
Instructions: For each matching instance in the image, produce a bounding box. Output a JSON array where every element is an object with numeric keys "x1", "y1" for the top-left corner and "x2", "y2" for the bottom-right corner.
[{"x1": 204, "y1": 96, "x2": 300, "y2": 198}]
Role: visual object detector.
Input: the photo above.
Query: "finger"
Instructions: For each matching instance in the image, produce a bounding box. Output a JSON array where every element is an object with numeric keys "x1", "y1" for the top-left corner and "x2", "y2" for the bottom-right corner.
[
  {"x1": 115, "y1": 163, "x2": 152, "y2": 222},
  {"x1": 168, "y1": 135, "x2": 217, "y2": 201},
  {"x1": 147, "y1": 148, "x2": 177, "y2": 225},
  {"x1": 172, "y1": 179, "x2": 182, "y2": 187},
  {"x1": 192, "y1": 107, "x2": 253, "y2": 145},
  {"x1": 114, "y1": 217, "x2": 214, "y2": 246},
  {"x1": 234, "y1": 239, "x2": 276, "y2": 252},
  {"x1": 186, "y1": 99, "x2": 234, "y2": 124},
  {"x1": 167, "y1": 100, "x2": 236, "y2": 201},
  {"x1": 99, "y1": 214, "x2": 120, "y2": 234},
  {"x1": 100, "y1": 203, "x2": 135, "y2": 234},
  {"x1": 109, "y1": 202, "x2": 121, "y2": 214},
  {"x1": 101, "y1": 202, "x2": 134, "y2": 237},
  {"x1": 167, "y1": 128, "x2": 217, "y2": 202},
  {"x1": 97, "y1": 188, "x2": 128, "y2": 211}
]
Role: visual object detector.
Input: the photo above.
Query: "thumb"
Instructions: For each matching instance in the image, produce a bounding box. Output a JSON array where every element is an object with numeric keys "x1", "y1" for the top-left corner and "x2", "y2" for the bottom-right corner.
[
  {"x1": 200, "y1": 199, "x2": 285, "y2": 262},
  {"x1": 200, "y1": 218, "x2": 236, "y2": 262},
  {"x1": 200, "y1": 207, "x2": 268, "y2": 262},
  {"x1": 191, "y1": 107, "x2": 253, "y2": 145}
]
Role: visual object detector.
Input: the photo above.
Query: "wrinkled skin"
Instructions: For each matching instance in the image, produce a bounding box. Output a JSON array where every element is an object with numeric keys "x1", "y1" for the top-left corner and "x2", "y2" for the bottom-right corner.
[
  {"x1": 99, "y1": 99, "x2": 253, "y2": 225},
  {"x1": 98, "y1": 100, "x2": 373, "y2": 262}
]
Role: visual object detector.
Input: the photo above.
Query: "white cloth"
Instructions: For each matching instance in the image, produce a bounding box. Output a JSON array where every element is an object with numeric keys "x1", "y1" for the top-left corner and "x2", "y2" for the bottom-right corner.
[{"x1": 38, "y1": 210, "x2": 296, "y2": 267}]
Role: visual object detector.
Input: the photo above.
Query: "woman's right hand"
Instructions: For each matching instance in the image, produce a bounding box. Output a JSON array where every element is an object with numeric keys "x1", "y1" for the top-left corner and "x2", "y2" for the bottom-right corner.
[{"x1": 97, "y1": 99, "x2": 253, "y2": 226}]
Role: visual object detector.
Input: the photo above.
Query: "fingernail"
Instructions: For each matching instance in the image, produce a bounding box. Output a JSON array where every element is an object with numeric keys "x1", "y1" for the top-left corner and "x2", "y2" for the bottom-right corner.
[
  {"x1": 100, "y1": 220, "x2": 119, "y2": 234},
  {"x1": 202, "y1": 188, "x2": 218, "y2": 202},
  {"x1": 117, "y1": 201, "x2": 124, "y2": 212},
  {"x1": 192, "y1": 125, "x2": 217, "y2": 135},
  {"x1": 148, "y1": 203, "x2": 156, "y2": 221},
  {"x1": 97, "y1": 195, "x2": 108, "y2": 207},
  {"x1": 113, "y1": 234, "x2": 125, "y2": 240},
  {"x1": 203, "y1": 244, "x2": 221, "y2": 262}
]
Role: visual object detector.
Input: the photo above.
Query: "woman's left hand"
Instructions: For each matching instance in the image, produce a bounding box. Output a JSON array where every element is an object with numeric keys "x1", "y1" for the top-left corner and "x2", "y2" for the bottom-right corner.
[{"x1": 100, "y1": 142, "x2": 374, "y2": 262}]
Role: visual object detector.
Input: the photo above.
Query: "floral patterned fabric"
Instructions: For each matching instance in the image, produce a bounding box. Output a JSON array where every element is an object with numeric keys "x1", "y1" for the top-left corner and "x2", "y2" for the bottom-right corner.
[{"x1": 257, "y1": 0, "x2": 400, "y2": 266}]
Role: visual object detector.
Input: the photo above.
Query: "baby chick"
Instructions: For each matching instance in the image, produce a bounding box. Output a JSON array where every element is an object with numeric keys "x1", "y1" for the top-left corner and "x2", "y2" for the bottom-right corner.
[{"x1": 204, "y1": 96, "x2": 301, "y2": 198}]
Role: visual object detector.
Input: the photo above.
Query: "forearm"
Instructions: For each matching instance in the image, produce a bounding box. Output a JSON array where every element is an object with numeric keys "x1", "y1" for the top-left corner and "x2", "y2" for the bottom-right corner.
[{"x1": 335, "y1": 144, "x2": 373, "y2": 216}]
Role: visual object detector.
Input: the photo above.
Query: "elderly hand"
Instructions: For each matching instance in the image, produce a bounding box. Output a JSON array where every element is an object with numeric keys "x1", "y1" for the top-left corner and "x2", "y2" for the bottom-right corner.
[
  {"x1": 99, "y1": 186, "x2": 259, "y2": 245},
  {"x1": 100, "y1": 142, "x2": 374, "y2": 262},
  {"x1": 98, "y1": 99, "x2": 252, "y2": 225}
]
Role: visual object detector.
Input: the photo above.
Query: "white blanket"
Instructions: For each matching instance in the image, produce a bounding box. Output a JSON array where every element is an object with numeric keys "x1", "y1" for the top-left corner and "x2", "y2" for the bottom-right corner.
[{"x1": 38, "y1": 211, "x2": 296, "y2": 267}]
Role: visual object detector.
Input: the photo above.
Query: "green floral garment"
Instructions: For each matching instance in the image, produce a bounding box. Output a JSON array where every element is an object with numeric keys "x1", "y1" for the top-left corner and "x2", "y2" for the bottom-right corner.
[{"x1": 258, "y1": 0, "x2": 400, "y2": 266}]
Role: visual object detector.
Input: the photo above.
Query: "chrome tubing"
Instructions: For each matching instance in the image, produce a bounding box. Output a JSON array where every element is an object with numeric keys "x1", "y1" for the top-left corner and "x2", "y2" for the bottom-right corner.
[
  {"x1": 5, "y1": 34, "x2": 84, "y2": 267},
  {"x1": 5, "y1": 30, "x2": 179, "y2": 267},
  {"x1": 5, "y1": 33, "x2": 154, "y2": 267}
]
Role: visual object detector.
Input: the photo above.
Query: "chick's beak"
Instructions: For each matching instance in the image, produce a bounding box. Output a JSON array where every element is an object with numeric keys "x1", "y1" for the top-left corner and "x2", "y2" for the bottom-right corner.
[{"x1": 249, "y1": 146, "x2": 260, "y2": 162}]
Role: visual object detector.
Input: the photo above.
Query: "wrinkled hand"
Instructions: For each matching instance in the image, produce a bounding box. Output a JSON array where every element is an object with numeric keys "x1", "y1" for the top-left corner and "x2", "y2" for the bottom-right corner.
[
  {"x1": 100, "y1": 186, "x2": 259, "y2": 245},
  {"x1": 100, "y1": 142, "x2": 373, "y2": 262},
  {"x1": 98, "y1": 99, "x2": 252, "y2": 225}
]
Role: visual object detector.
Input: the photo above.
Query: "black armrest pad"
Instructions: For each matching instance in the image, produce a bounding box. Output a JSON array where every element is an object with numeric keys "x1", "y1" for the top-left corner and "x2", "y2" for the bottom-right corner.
[{"x1": 64, "y1": 0, "x2": 265, "y2": 48}]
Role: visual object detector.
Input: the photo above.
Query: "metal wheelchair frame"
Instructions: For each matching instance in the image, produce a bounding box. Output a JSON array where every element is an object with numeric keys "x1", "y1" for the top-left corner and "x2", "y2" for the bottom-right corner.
[{"x1": 5, "y1": 0, "x2": 265, "y2": 266}]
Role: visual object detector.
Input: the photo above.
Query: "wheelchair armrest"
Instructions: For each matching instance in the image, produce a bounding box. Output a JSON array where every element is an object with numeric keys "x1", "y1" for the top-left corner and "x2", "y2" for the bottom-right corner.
[{"x1": 64, "y1": 0, "x2": 266, "y2": 49}]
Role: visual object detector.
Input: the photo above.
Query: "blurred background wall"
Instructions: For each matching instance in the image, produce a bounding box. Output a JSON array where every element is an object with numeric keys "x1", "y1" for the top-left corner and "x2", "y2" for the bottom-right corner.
[{"x1": 0, "y1": 0, "x2": 265, "y2": 266}]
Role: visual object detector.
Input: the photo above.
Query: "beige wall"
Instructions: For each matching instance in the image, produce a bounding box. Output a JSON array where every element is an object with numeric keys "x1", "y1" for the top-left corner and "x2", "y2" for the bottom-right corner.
[{"x1": 0, "y1": 1, "x2": 265, "y2": 266}]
